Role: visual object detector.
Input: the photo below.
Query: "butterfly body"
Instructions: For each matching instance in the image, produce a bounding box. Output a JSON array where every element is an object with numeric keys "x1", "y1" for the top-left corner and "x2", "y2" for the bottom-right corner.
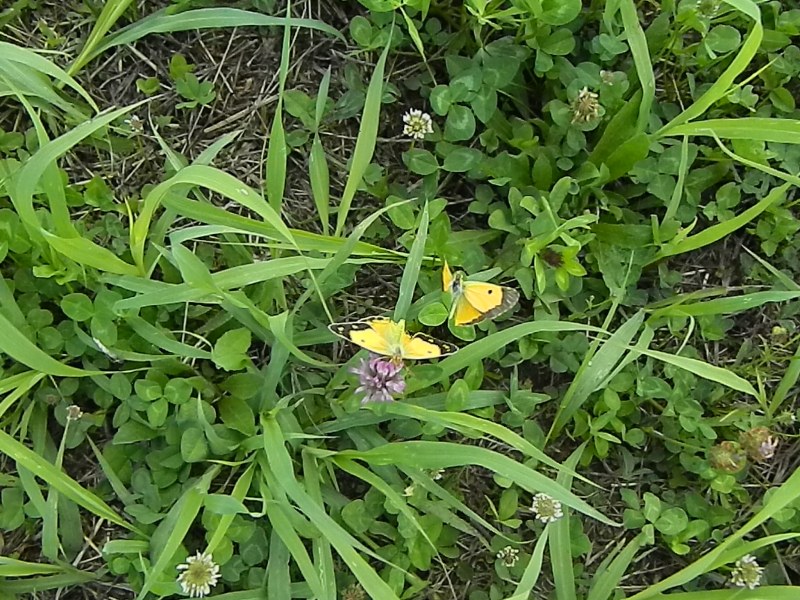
[
  {"x1": 329, "y1": 317, "x2": 458, "y2": 361},
  {"x1": 443, "y1": 261, "x2": 519, "y2": 326}
]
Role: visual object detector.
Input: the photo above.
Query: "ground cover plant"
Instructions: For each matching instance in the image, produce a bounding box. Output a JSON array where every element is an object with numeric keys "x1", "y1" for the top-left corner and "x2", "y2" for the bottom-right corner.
[{"x1": 1, "y1": 0, "x2": 800, "y2": 598}]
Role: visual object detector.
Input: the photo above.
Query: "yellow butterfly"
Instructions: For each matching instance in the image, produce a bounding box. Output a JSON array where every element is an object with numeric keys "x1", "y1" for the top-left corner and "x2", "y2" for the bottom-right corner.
[
  {"x1": 442, "y1": 260, "x2": 520, "y2": 326},
  {"x1": 329, "y1": 317, "x2": 458, "y2": 362}
]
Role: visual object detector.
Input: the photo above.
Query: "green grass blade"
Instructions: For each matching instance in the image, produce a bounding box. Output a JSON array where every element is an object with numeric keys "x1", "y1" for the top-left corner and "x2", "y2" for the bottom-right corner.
[
  {"x1": 628, "y1": 463, "x2": 800, "y2": 599},
  {"x1": 741, "y1": 246, "x2": 800, "y2": 291},
  {"x1": 619, "y1": 0, "x2": 654, "y2": 132},
  {"x1": 648, "y1": 588, "x2": 800, "y2": 600},
  {"x1": 334, "y1": 29, "x2": 392, "y2": 236},
  {"x1": 267, "y1": 530, "x2": 292, "y2": 600},
  {"x1": 42, "y1": 231, "x2": 139, "y2": 276},
  {"x1": 340, "y1": 441, "x2": 615, "y2": 525},
  {"x1": 266, "y1": 0, "x2": 291, "y2": 213},
  {"x1": 0, "y1": 571, "x2": 98, "y2": 593},
  {"x1": 164, "y1": 195, "x2": 398, "y2": 258},
  {"x1": 0, "y1": 371, "x2": 45, "y2": 420},
  {"x1": 68, "y1": 0, "x2": 135, "y2": 76},
  {"x1": 124, "y1": 314, "x2": 212, "y2": 359},
  {"x1": 507, "y1": 527, "x2": 549, "y2": 600},
  {"x1": 86, "y1": 8, "x2": 343, "y2": 69},
  {"x1": 266, "y1": 108, "x2": 287, "y2": 212},
  {"x1": 309, "y1": 135, "x2": 330, "y2": 236},
  {"x1": 0, "y1": 429, "x2": 133, "y2": 530},
  {"x1": 769, "y1": 341, "x2": 800, "y2": 416},
  {"x1": 589, "y1": 90, "x2": 641, "y2": 169},
  {"x1": 407, "y1": 321, "x2": 604, "y2": 392},
  {"x1": 400, "y1": 6, "x2": 427, "y2": 60},
  {"x1": 385, "y1": 403, "x2": 593, "y2": 485},
  {"x1": 652, "y1": 183, "x2": 789, "y2": 263},
  {"x1": 206, "y1": 464, "x2": 254, "y2": 555},
  {"x1": 657, "y1": 0, "x2": 762, "y2": 134},
  {"x1": 712, "y1": 134, "x2": 800, "y2": 187},
  {"x1": 550, "y1": 446, "x2": 583, "y2": 600},
  {"x1": 86, "y1": 437, "x2": 136, "y2": 506},
  {"x1": 664, "y1": 117, "x2": 800, "y2": 143},
  {"x1": 394, "y1": 203, "x2": 428, "y2": 321},
  {"x1": 261, "y1": 415, "x2": 402, "y2": 600},
  {"x1": 12, "y1": 102, "x2": 145, "y2": 242},
  {"x1": 132, "y1": 165, "x2": 294, "y2": 272},
  {"x1": 137, "y1": 469, "x2": 217, "y2": 600},
  {"x1": 663, "y1": 136, "x2": 689, "y2": 223},
  {"x1": 0, "y1": 42, "x2": 97, "y2": 111},
  {"x1": 334, "y1": 457, "x2": 437, "y2": 554},
  {"x1": 0, "y1": 312, "x2": 96, "y2": 377},
  {"x1": 651, "y1": 290, "x2": 800, "y2": 318},
  {"x1": 631, "y1": 346, "x2": 758, "y2": 398},
  {"x1": 586, "y1": 534, "x2": 646, "y2": 600},
  {"x1": 301, "y1": 452, "x2": 336, "y2": 600},
  {"x1": 300, "y1": 200, "x2": 413, "y2": 318},
  {"x1": 0, "y1": 557, "x2": 66, "y2": 576},
  {"x1": 264, "y1": 499, "x2": 325, "y2": 599},
  {"x1": 550, "y1": 311, "x2": 644, "y2": 438}
]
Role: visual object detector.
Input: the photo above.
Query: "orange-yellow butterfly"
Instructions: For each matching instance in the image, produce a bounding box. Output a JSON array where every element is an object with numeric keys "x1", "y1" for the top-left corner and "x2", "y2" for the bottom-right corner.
[
  {"x1": 442, "y1": 261, "x2": 520, "y2": 326},
  {"x1": 329, "y1": 317, "x2": 458, "y2": 362}
]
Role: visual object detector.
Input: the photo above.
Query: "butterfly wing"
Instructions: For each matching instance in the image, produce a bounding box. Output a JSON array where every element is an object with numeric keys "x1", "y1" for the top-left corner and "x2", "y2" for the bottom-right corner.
[
  {"x1": 442, "y1": 260, "x2": 455, "y2": 292},
  {"x1": 401, "y1": 331, "x2": 459, "y2": 360},
  {"x1": 454, "y1": 281, "x2": 520, "y2": 326},
  {"x1": 329, "y1": 317, "x2": 393, "y2": 357}
]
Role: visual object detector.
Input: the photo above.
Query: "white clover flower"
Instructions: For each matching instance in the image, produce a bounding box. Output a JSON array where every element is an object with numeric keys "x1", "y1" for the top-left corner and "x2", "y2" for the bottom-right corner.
[
  {"x1": 402, "y1": 109, "x2": 433, "y2": 140},
  {"x1": 403, "y1": 484, "x2": 416, "y2": 497},
  {"x1": 66, "y1": 405, "x2": 83, "y2": 421},
  {"x1": 730, "y1": 554, "x2": 763, "y2": 589},
  {"x1": 124, "y1": 114, "x2": 144, "y2": 133},
  {"x1": 758, "y1": 437, "x2": 779, "y2": 461},
  {"x1": 177, "y1": 552, "x2": 220, "y2": 597},
  {"x1": 531, "y1": 493, "x2": 563, "y2": 523},
  {"x1": 496, "y1": 545, "x2": 520, "y2": 567},
  {"x1": 571, "y1": 87, "x2": 601, "y2": 124}
]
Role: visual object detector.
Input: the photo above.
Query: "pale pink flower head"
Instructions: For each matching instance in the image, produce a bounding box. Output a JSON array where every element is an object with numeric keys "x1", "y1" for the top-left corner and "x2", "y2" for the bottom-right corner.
[{"x1": 350, "y1": 354, "x2": 405, "y2": 404}]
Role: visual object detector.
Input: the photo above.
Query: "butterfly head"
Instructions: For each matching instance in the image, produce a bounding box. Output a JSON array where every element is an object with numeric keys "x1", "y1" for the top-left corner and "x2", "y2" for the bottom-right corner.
[{"x1": 442, "y1": 260, "x2": 464, "y2": 295}]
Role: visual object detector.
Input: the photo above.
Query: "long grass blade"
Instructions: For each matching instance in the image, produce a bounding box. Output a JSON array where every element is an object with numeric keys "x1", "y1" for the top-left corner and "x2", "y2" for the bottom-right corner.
[
  {"x1": 550, "y1": 311, "x2": 644, "y2": 438},
  {"x1": 69, "y1": 0, "x2": 135, "y2": 76},
  {"x1": 506, "y1": 528, "x2": 549, "y2": 600},
  {"x1": 407, "y1": 321, "x2": 604, "y2": 392},
  {"x1": 86, "y1": 8, "x2": 342, "y2": 69},
  {"x1": 394, "y1": 203, "x2": 428, "y2": 321},
  {"x1": 618, "y1": 0, "x2": 654, "y2": 132},
  {"x1": 0, "y1": 429, "x2": 133, "y2": 530},
  {"x1": 657, "y1": 0, "x2": 762, "y2": 134},
  {"x1": 261, "y1": 416, "x2": 402, "y2": 600},
  {"x1": 137, "y1": 469, "x2": 217, "y2": 600},
  {"x1": 652, "y1": 183, "x2": 789, "y2": 263},
  {"x1": 664, "y1": 117, "x2": 800, "y2": 143},
  {"x1": 550, "y1": 446, "x2": 583, "y2": 600},
  {"x1": 627, "y1": 463, "x2": 800, "y2": 598},
  {"x1": 334, "y1": 28, "x2": 392, "y2": 236},
  {"x1": 340, "y1": 441, "x2": 614, "y2": 524},
  {"x1": 0, "y1": 312, "x2": 95, "y2": 377},
  {"x1": 651, "y1": 290, "x2": 800, "y2": 318},
  {"x1": 586, "y1": 533, "x2": 646, "y2": 600}
]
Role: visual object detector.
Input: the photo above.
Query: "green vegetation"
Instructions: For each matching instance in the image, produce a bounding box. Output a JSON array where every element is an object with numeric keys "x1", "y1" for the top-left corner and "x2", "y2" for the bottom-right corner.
[{"x1": 1, "y1": 0, "x2": 800, "y2": 598}]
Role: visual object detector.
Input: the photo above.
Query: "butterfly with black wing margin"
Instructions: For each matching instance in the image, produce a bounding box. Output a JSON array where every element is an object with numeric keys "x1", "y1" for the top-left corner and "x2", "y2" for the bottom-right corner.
[
  {"x1": 442, "y1": 260, "x2": 520, "y2": 326},
  {"x1": 328, "y1": 317, "x2": 458, "y2": 362}
]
